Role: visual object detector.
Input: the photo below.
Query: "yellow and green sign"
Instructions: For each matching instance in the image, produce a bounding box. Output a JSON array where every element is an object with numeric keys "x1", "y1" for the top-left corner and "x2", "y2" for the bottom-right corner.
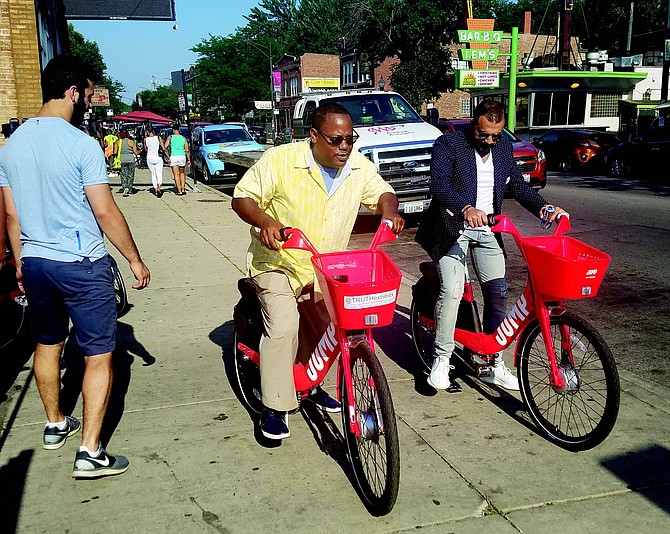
[{"x1": 456, "y1": 70, "x2": 500, "y2": 89}]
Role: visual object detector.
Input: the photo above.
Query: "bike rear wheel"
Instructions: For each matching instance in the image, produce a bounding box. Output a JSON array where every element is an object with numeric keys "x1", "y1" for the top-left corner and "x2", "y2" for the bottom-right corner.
[
  {"x1": 232, "y1": 332, "x2": 263, "y2": 415},
  {"x1": 340, "y1": 341, "x2": 400, "y2": 516},
  {"x1": 410, "y1": 298, "x2": 435, "y2": 373},
  {"x1": 109, "y1": 256, "x2": 128, "y2": 318},
  {"x1": 517, "y1": 312, "x2": 620, "y2": 451}
]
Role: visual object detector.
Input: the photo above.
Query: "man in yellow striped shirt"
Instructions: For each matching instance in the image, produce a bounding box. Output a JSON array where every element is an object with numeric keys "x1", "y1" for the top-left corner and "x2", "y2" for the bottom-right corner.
[{"x1": 232, "y1": 103, "x2": 404, "y2": 440}]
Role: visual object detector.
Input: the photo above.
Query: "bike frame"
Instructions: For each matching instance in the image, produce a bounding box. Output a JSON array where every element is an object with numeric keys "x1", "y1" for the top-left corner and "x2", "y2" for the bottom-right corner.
[
  {"x1": 236, "y1": 222, "x2": 398, "y2": 438},
  {"x1": 452, "y1": 215, "x2": 575, "y2": 390}
]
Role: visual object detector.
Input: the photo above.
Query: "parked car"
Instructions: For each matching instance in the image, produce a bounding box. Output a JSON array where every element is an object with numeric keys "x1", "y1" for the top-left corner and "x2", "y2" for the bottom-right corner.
[
  {"x1": 605, "y1": 124, "x2": 670, "y2": 179},
  {"x1": 438, "y1": 118, "x2": 547, "y2": 189},
  {"x1": 274, "y1": 127, "x2": 293, "y2": 146},
  {"x1": 532, "y1": 129, "x2": 620, "y2": 173},
  {"x1": 191, "y1": 124, "x2": 264, "y2": 183},
  {"x1": 248, "y1": 126, "x2": 267, "y2": 144}
]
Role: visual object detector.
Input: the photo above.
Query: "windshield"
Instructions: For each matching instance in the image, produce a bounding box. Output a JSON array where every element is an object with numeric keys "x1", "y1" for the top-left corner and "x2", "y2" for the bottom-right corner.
[
  {"x1": 203, "y1": 129, "x2": 253, "y2": 145},
  {"x1": 322, "y1": 93, "x2": 422, "y2": 126}
]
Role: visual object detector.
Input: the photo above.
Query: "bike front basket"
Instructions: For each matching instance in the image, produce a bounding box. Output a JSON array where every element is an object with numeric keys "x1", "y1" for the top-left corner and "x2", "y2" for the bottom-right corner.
[
  {"x1": 312, "y1": 249, "x2": 402, "y2": 329},
  {"x1": 522, "y1": 235, "x2": 610, "y2": 300}
]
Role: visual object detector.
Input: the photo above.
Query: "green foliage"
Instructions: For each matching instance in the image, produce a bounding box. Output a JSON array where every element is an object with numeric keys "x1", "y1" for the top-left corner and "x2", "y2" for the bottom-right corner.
[
  {"x1": 132, "y1": 85, "x2": 179, "y2": 119},
  {"x1": 68, "y1": 23, "x2": 128, "y2": 116}
]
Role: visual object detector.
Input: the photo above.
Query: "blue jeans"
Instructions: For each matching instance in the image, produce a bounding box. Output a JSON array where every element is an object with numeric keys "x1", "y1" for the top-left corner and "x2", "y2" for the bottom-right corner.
[{"x1": 433, "y1": 230, "x2": 507, "y2": 360}]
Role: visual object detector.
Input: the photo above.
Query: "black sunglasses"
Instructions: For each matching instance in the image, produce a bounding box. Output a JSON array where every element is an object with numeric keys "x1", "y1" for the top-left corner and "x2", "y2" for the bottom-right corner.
[
  {"x1": 316, "y1": 129, "x2": 359, "y2": 147},
  {"x1": 477, "y1": 130, "x2": 504, "y2": 141}
]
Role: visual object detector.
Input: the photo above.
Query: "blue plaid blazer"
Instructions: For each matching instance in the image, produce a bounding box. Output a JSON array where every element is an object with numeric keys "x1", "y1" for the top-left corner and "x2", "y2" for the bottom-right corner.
[{"x1": 416, "y1": 130, "x2": 547, "y2": 261}]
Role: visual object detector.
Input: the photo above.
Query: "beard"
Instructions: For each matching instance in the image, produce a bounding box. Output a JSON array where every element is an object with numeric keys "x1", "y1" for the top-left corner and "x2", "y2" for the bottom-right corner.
[
  {"x1": 71, "y1": 92, "x2": 88, "y2": 127},
  {"x1": 475, "y1": 140, "x2": 492, "y2": 156}
]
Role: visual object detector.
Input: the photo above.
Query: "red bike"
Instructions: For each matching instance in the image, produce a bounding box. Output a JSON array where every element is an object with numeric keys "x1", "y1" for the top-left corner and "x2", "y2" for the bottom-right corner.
[
  {"x1": 233, "y1": 222, "x2": 401, "y2": 516},
  {"x1": 410, "y1": 214, "x2": 620, "y2": 451}
]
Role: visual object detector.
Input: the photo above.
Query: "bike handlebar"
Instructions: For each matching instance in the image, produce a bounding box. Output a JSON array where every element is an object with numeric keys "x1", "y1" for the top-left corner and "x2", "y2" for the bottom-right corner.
[{"x1": 282, "y1": 221, "x2": 397, "y2": 256}]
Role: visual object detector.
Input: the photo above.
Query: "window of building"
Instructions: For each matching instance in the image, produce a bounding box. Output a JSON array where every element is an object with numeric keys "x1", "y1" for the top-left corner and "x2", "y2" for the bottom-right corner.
[
  {"x1": 450, "y1": 58, "x2": 468, "y2": 70},
  {"x1": 590, "y1": 93, "x2": 621, "y2": 118},
  {"x1": 460, "y1": 99, "x2": 471, "y2": 116},
  {"x1": 532, "y1": 92, "x2": 586, "y2": 126},
  {"x1": 290, "y1": 77, "x2": 298, "y2": 96},
  {"x1": 343, "y1": 61, "x2": 355, "y2": 86}
]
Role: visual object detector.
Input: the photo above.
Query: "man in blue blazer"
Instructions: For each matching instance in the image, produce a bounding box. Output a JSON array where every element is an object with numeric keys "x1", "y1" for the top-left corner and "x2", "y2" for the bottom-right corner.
[{"x1": 416, "y1": 99, "x2": 565, "y2": 391}]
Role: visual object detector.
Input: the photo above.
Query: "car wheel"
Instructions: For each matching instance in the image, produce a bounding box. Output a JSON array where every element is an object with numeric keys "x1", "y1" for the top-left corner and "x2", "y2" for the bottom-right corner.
[
  {"x1": 609, "y1": 157, "x2": 627, "y2": 178},
  {"x1": 203, "y1": 164, "x2": 212, "y2": 184}
]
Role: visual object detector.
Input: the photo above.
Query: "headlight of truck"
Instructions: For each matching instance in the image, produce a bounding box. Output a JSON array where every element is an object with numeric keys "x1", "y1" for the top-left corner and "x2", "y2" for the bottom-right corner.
[
  {"x1": 207, "y1": 153, "x2": 219, "y2": 160},
  {"x1": 537, "y1": 149, "x2": 546, "y2": 162}
]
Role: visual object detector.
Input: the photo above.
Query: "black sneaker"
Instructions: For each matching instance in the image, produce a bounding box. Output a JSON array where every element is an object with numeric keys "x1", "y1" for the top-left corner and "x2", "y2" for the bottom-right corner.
[
  {"x1": 260, "y1": 409, "x2": 290, "y2": 440},
  {"x1": 303, "y1": 386, "x2": 341, "y2": 413},
  {"x1": 43, "y1": 415, "x2": 81, "y2": 450},
  {"x1": 72, "y1": 447, "x2": 129, "y2": 479}
]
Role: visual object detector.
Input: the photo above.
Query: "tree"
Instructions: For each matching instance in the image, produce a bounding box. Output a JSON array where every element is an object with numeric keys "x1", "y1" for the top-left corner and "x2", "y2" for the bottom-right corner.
[
  {"x1": 132, "y1": 85, "x2": 179, "y2": 119},
  {"x1": 67, "y1": 24, "x2": 129, "y2": 115}
]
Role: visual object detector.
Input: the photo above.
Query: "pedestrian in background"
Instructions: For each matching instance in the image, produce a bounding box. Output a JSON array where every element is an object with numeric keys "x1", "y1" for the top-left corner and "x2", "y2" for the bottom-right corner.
[
  {"x1": 103, "y1": 128, "x2": 119, "y2": 177},
  {"x1": 117, "y1": 128, "x2": 140, "y2": 197},
  {"x1": 0, "y1": 54, "x2": 150, "y2": 479},
  {"x1": 164, "y1": 123, "x2": 191, "y2": 196},
  {"x1": 144, "y1": 125, "x2": 165, "y2": 197}
]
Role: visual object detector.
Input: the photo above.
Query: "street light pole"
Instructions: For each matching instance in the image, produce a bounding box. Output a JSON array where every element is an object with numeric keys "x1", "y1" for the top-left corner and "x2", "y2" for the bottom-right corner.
[{"x1": 269, "y1": 41, "x2": 275, "y2": 142}]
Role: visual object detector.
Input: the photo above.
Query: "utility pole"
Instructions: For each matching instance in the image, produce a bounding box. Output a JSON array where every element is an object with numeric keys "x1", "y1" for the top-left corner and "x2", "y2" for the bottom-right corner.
[
  {"x1": 558, "y1": 0, "x2": 573, "y2": 71},
  {"x1": 661, "y1": 0, "x2": 670, "y2": 103}
]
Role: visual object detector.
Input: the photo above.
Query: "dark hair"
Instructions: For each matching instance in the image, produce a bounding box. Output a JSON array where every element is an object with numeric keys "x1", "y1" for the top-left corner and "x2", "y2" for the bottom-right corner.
[
  {"x1": 119, "y1": 129, "x2": 129, "y2": 139},
  {"x1": 41, "y1": 55, "x2": 97, "y2": 104},
  {"x1": 146, "y1": 125, "x2": 154, "y2": 134},
  {"x1": 312, "y1": 103, "x2": 351, "y2": 131},
  {"x1": 172, "y1": 123, "x2": 180, "y2": 131},
  {"x1": 472, "y1": 99, "x2": 505, "y2": 125}
]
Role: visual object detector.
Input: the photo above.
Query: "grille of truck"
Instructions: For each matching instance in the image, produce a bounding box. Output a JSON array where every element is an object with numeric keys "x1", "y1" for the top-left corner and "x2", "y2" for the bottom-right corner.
[
  {"x1": 360, "y1": 143, "x2": 434, "y2": 198},
  {"x1": 514, "y1": 155, "x2": 537, "y2": 173}
]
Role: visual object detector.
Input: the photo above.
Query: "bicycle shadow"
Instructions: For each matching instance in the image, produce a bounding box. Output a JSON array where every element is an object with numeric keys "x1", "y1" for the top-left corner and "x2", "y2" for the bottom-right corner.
[{"x1": 60, "y1": 316, "x2": 155, "y2": 447}]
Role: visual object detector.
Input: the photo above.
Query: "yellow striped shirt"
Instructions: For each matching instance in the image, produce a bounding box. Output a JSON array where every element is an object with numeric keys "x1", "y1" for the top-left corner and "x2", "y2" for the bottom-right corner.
[{"x1": 233, "y1": 140, "x2": 394, "y2": 293}]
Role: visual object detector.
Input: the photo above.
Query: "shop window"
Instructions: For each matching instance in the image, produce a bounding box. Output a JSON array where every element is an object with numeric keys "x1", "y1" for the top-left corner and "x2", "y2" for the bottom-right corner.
[{"x1": 591, "y1": 93, "x2": 621, "y2": 118}]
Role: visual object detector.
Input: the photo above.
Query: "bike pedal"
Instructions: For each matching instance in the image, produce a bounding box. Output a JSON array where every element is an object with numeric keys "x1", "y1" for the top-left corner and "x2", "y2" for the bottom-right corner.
[
  {"x1": 476, "y1": 366, "x2": 493, "y2": 378},
  {"x1": 446, "y1": 382, "x2": 462, "y2": 393}
]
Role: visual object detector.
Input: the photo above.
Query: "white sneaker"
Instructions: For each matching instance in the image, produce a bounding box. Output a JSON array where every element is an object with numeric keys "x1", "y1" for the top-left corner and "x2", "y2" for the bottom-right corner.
[
  {"x1": 479, "y1": 359, "x2": 519, "y2": 391},
  {"x1": 427, "y1": 356, "x2": 452, "y2": 390}
]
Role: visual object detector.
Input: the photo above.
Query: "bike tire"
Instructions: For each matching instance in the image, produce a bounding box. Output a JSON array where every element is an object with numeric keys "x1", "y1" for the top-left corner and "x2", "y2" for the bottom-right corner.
[
  {"x1": 109, "y1": 256, "x2": 129, "y2": 318},
  {"x1": 232, "y1": 328, "x2": 263, "y2": 415},
  {"x1": 410, "y1": 298, "x2": 435, "y2": 374},
  {"x1": 340, "y1": 342, "x2": 400, "y2": 516},
  {"x1": 517, "y1": 312, "x2": 620, "y2": 451}
]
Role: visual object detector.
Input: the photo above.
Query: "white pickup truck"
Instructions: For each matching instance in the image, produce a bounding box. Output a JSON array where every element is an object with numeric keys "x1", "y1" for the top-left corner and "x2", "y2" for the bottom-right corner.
[{"x1": 291, "y1": 90, "x2": 442, "y2": 216}]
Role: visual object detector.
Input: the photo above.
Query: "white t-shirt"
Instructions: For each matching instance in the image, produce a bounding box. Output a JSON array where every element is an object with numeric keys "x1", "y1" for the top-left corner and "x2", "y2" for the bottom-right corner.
[
  {"x1": 145, "y1": 135, "x2": 161, "y2": 159},
  {"x1": 466, "y1": 152, "x2": 494, "y2": 232}
]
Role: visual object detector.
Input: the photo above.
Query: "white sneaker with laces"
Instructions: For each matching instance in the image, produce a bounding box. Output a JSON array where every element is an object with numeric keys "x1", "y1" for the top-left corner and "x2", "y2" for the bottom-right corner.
[
  {"x1": 479, "y1": 358, "x2": 519, "y2": 391},
  {"x1": 427, "y1": 356, "x2": 451, "y2": 390}
]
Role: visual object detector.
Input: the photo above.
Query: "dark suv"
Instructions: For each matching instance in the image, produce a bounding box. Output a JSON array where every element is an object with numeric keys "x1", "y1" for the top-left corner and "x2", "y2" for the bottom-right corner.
[
  {"x1": 605, "y1": 124, "x2": 670, "y2": 179},
  {"x1": 532, "y1": 129, "x2": 620, "y2": 172},
  {"x1": 438, "y1": 118, "x2": 547, "y2": 189}
]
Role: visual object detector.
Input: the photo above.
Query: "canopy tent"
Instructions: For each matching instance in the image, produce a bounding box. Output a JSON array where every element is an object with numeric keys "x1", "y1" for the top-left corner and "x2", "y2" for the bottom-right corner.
[{"x1": 111, "y1": 111, "x2": 172, "y2": 124}]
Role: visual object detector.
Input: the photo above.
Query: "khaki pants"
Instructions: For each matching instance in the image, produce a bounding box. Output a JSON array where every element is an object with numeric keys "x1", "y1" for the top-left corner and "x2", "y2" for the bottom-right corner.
[{"x1": 251, "y1": 271, "x2": 330, "y2": 412}]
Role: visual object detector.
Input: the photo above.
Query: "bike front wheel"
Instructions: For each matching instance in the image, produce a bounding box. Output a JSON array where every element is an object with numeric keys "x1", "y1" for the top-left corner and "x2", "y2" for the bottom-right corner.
[
  {"x1": 517, "y1": 312, "x2": 620, "y2": 451},
  {"x1": 410, "y1": 298, "x2": 435, "y2": 373},
  {"x1": 340, "y1": 341, "x2": 400, "y2": 516}
]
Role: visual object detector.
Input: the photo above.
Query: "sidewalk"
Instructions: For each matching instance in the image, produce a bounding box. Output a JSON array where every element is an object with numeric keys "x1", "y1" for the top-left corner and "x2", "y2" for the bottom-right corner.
[{"x1": 1, "y1": 168, "x2": 668, "y2": 533}]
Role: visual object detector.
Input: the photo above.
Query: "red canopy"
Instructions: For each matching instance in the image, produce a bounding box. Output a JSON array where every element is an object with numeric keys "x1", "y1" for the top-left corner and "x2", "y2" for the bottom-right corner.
[{"x1": 112, "y1": 111, "x2": 172, "y2": 124}]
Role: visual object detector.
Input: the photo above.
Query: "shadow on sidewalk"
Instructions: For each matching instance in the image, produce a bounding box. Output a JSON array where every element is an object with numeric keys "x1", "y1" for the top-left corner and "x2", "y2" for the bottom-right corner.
[
  {"x1": 602, "y1": 445, "x2": 670, "y2": 516},
  {"x1": 0, "y1": 448, "x2": 33, "y2": 534},
  {"x1": 60, "y1": 318, "x2": 154, "y2": 447}
]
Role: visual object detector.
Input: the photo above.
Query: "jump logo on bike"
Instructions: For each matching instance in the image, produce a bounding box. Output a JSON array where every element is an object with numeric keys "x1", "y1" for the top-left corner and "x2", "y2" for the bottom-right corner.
[
  {"x1": 306, "y1": 322, "x2": 340, "y2": 382},
  {"x1": 494, "y1": 294, "x2": 530, "y2": 346},
  {"x1": 343, "y1": 290, "x2": 397, "y2": 309}
]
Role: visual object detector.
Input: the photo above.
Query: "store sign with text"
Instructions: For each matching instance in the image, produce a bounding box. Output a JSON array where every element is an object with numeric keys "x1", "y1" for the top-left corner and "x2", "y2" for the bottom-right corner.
[{"x1": 456, "y1": 70, "x2": 500, "y2": 89}]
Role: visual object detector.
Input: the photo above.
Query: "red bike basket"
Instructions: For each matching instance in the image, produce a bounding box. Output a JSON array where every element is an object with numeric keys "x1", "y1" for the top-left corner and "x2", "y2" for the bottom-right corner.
[
  {"x1": 312, "y1": 249, "x2": 402, "y2": 330},
  {"x1": 522, "y1": 236, "x2": 610, "y2": 300}
]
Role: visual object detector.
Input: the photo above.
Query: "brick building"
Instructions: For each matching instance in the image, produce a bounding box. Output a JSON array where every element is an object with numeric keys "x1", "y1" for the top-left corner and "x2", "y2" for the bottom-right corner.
[
  {"x1": 0, "y1": 0, "x2": 67, "y2": 147},
  {"x1": 275, "y1": 53, "x2": 341, "y2": 130}
]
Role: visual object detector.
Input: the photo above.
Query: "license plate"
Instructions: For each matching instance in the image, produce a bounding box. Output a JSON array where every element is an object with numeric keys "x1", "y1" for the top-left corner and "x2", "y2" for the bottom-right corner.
[
  {"x1": 523, "y1": 173, "x2": 531, "y2": 182},
  {"x1": 404, "y1": 201, "x2": 424, "y2": 214}
]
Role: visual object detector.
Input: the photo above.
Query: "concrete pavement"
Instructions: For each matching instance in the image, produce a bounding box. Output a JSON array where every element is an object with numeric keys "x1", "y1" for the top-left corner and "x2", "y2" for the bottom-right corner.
[{"x1": 0, "y1": 168, "x2": 669, "y2": 533}]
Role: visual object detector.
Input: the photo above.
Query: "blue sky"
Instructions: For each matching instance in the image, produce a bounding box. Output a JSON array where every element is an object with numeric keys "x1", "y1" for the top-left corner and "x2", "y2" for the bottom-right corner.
[{"x1": 72, "y1": 1, "x2": 260, "y2": 106}]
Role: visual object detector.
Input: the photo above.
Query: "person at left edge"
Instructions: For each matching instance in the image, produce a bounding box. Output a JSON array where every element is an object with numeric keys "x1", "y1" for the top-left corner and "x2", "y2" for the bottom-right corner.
[
  {"x1": 0, "y1": 54, "x2": 151, "y2": 479},
  {"x1": 232, "y1": 103, "x2": 404, "y2": 441}
]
